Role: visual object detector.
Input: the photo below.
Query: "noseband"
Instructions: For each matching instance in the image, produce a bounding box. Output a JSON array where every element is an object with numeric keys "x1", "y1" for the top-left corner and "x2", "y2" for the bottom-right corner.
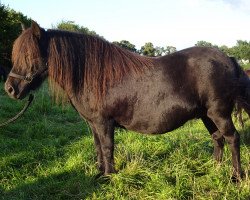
[{"x1": 8, "y1": 66, "x2": 48, "y2": 83}]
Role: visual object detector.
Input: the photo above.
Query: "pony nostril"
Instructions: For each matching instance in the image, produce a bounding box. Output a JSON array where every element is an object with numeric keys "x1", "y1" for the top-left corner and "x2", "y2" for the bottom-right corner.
[{"x1": 7, "y1": 86, "x2": 15, "y2": 95}]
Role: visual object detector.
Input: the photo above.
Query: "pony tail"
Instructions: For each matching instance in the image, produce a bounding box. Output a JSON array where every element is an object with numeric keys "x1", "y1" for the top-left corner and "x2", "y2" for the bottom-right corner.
[{"x1": 232, "y1": 56, "x2": 250, "y2": 128}]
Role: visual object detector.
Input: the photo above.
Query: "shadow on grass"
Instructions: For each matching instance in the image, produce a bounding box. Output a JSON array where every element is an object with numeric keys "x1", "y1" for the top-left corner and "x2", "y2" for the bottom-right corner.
[
  {"x1": 0, "y1": 83, "x2": 99, "y2": 199},
  {"x1": 0, "y1": 119, "x2": 97, "y2": 200},
  {"x1": 1, "y1": 169, "x2": 101, "y2": 200}
]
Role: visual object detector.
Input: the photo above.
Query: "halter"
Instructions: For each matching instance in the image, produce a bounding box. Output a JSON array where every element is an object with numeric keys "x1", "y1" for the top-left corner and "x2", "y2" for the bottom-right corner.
[{"x1": 8, "y1": 65, "x2": 48, "y2": 83}]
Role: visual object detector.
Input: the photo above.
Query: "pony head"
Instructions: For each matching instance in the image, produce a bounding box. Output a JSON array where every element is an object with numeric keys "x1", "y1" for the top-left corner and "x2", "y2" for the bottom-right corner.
[{"x1": 5, "y1": 21, "x2": 48, "y2": 99}]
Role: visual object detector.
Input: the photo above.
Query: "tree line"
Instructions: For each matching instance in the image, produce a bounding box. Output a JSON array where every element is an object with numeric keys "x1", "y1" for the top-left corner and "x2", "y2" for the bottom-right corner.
[
  {"x1": 50, "y1": 20, "x2": 250, "y2": 63},
  {"x1": 1, "y1": 4, "x2": 249, "y2": 71},
  {"x1": 195, "y1": 40, "x2": 250, "y2": 63},
  {"x1": 0, "y1": 5, "x2": 31, "y2": 70}
]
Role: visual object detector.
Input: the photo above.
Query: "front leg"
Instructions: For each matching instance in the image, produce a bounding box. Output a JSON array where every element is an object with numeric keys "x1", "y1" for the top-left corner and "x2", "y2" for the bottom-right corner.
[
  {"x1": 92, "y1": 119, "x2": 116, "y2": 175},
  {"x1": 68, "y1": 98, "x2": 116, "y2": 176},
  {"x1": 89, "y1": 124, "x2": 105, "y2": 175}
]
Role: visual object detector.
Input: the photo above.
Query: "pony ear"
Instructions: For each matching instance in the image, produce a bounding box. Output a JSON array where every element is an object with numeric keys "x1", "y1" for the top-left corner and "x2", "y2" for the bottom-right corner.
[
  {"x1": 31, "y1": 20, "x2": 42, "y2": 38},
  {"x1": 21, "y1": 23, "x2": 26, "y2": 31}
]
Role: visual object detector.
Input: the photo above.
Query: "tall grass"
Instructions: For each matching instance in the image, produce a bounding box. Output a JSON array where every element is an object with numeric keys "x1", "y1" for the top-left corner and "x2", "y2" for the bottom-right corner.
[
  {"x1": 242, "y1": 63, "x2": 250, "y2": 70},
  {"x1": 0, "y1": 81, "x2": 250, "y2": 200}
]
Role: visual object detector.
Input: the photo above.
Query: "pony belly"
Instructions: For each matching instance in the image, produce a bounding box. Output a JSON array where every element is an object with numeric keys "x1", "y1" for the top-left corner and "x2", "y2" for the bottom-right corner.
[
  {"x1": 123, "y1": 118, "x2": 185, "y2": 134},
  {"x1": 121, "y1": 105, "x2": 198, "y2": 134},
  {"x1": 126, "y1": 118, "x2": 189, "y2": 134}
]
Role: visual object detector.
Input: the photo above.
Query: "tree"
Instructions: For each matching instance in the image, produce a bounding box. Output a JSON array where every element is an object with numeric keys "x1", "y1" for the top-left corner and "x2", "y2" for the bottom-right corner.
[
  {"x1": 235, "y1": 40, "x2": 250, "y2": 61},
  {"x1": 155, "y1": 46, "x2": 165, "y2": 56},
  {"x1": 56, "y1": 20, "x2": 99, "y2": 36},
  {"x1": 140, "y1": 42, "x2": 155, "y2": 57},
  {"x1": 113, "y1": 40, "x2": 137, "y2": 53},
  {"x1": 195, "y1": 40, "x2": 213, "y2": 47},
  {"x1": 0, "y1": 5, "x2": 31, "y2": 69},
  {"x1": 226, "y1": 41, "x2": 250, "y2": 61},
  {"x1": 219, "y1": 45, "x2": 231, "y2": 55},
  {"x1": 153, "y1": 45, "x2": 177, "y2": 56},
  {"x1": 165, "y1": 46, "x2": 177, "y2": 55}
]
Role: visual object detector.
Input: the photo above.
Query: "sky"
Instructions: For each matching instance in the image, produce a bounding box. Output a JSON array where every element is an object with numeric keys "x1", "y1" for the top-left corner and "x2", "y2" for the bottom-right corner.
[{"x1": 2, "y1": 0, "x2": 250, "y2": 50}]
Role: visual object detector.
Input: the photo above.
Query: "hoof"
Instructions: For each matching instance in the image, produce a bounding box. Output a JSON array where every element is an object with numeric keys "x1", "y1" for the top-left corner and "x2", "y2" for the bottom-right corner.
[
  {"x1": 94, "y1": 172, "x2": 104, "y2": 180},
  {"x1": 94, "y1": 173, "x2": 112, "y2": 184},
  {"x1": 94, "y1": 168, "x2": 118, "y2": 180},
  {"x1": 104, "y1": 169, "x2": 118, "y2": 176},
  {"x1": 231, "y1": 172, "x2": 243, "y2": 183}
]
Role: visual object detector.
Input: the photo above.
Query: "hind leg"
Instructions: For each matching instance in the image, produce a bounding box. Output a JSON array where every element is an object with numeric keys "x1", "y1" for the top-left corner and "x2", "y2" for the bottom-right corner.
[
  {"x1": 202, "y1": 116, "x2": 225, "y2": 162},
  {"x1": 207, "y1": 106, "x2": 242, "y2": 180}
]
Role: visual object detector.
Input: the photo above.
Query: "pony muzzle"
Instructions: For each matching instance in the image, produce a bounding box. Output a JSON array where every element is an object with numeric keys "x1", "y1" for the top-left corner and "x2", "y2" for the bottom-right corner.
[
  {"x1": 5, "y1": 78, "x2": 26, "y2": 100},
  {"x1": 6, "y1": 84, "x2": 15, "y2": 96},
  {"x1": 5, "y1": 82, "x2": 18, "y2": 99}
]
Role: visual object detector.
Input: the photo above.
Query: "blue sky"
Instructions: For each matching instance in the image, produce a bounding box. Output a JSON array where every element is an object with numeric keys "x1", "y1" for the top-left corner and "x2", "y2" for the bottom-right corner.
[{"x1": 2, "y1": 0, "x2": 250, "y2": 50}]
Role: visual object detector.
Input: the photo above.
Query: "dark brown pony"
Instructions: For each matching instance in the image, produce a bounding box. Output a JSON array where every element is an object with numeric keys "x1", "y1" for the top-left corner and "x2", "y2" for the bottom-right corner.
[{"x1": 5, "y1": 21, "x2": 250, "y2": 181}]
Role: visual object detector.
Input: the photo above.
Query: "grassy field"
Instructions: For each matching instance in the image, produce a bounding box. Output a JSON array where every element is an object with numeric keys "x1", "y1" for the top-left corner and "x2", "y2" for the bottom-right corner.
[
  {"x1": 242, "y1": 63, "x2": 250, "y2": 70},
  {"x1": 0, "y1": 81, "x2": 250, "y2": 200}
]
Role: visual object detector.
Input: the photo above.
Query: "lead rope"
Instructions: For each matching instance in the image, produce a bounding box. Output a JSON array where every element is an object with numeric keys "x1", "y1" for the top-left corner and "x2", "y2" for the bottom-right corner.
[{"x1": 0, "y1": 94, "x2": 34, "y2": 127}]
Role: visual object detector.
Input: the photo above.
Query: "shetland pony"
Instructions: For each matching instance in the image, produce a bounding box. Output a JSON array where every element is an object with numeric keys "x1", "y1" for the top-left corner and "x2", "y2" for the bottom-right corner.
[{"x1": 5, "y1": 21, "x2": 250, "y2": 181}]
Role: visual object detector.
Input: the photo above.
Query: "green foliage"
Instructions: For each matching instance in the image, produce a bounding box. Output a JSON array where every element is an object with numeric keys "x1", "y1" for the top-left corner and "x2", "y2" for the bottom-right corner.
[
  {"x1": 233, "y1": 40, "x2": 250, "y2": 61},
  {"x1": 0, "y1": 81, "x2": 250, "y2": 199},
  {"x1": 242, "y1": 63, "x2": 250, "y2": 70},
  {"x1": 140, "y1": 44, "x2": 177, "y2": 57},
  {"x1": 154, "y1": 46, "x2": 177, "y2": 56},
  {"x1": 113, "y1": 40, "x2": 137, "y2": 53},
  {"x1": 196, "y1": 40, "x2": 250, "y2": 63},
  {"x1": 195, "y1": 40, "x2": 219, "y2": 49},
  {"x1": 165, "y1": 46, "x2": 177, "y2": 55},
  {"x1": 222, "y1": 41, "x2": 250, "y2": 60},
  {"x1": 0, "y1": 5, "x2": 31, "y2": 69},
  {"x1": 140, "y1": 42, "x2": 156, "y2": 56},
  {"x1": 195, "y1": 40, "x2": 214, "y2": 47},
  {"x1": 155, "y1": 46, "x2": 165, "y2": 56},
  {"x1": 56, "y1": 20, "x2": 99, "y2": 37},
  {"x1": 219, "y1": 45, "x2": 232, "y2": 55}
]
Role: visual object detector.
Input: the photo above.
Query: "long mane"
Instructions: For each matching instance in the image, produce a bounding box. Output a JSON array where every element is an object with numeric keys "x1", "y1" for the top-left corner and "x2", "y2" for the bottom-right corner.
[
  {"x1": 47, "y1": 30, "x2": 155, "y2": 105},
  {"x1": 13, "y1": 29, "x2": 155, "y2": 106}
]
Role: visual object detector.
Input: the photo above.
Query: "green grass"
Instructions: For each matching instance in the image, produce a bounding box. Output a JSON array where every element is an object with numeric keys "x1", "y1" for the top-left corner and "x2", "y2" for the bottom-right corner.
[
  {"x1": 0, "y1": 81, "x2": 250, "y2": 200},
  {"x1": 242, "y1": 63, "x2": 250, "y2": 70}
]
